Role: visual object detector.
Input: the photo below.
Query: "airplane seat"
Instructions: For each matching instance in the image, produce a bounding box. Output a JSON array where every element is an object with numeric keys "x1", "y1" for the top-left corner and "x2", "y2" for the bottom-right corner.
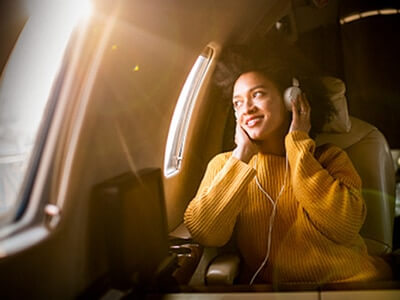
[
  {"x1": 315, "y1": 116, "x2": 396, "y2": 256},
  {"x1": 202, "y1": 76, "x2": 396, "y2": 285}
]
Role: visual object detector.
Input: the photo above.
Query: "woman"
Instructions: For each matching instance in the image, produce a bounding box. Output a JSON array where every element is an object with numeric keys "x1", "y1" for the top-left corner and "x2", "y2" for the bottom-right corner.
[{"x1": 183, "y1": 41, "x2": 392, "y2": 284}]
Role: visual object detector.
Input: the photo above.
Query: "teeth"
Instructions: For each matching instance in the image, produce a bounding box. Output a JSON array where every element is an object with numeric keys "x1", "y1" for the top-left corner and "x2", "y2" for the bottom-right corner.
[
  {"x1": 247, "y1": 119, "x2": 258, "y2": 126},
  {"x1": 247, "y1": 118, "x2": 259, "y2": 127}
]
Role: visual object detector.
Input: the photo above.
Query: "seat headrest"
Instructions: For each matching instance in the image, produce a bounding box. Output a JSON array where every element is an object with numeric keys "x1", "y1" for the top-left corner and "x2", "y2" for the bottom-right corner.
[
  {"x1": 316, "y1": 116, "x2": 376, "y2": 150},
  {"x1": 320, "y1": 76, "x2": 352, "y2": 133}
]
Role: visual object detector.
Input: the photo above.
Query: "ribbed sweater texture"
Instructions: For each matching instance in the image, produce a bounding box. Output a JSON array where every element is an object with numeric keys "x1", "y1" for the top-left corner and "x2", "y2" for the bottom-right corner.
[{"x1": 184, "y1": 131, "x2": 392, "y2": 283}]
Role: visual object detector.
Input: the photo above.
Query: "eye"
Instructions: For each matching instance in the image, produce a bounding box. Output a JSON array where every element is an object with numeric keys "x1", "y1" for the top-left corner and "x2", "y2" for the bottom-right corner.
[
  {"x1": 233, "y1": 99, "x2": 243, "y2": 109},
  {"x1": 253, "y1": 90, "x2": 265, "y2": 98}
]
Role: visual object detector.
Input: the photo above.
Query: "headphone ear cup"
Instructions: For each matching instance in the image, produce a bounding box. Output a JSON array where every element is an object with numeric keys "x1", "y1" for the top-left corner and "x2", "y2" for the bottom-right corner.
[{"x1": 283, "y1": 86, "x2": 302, "y2": 111}]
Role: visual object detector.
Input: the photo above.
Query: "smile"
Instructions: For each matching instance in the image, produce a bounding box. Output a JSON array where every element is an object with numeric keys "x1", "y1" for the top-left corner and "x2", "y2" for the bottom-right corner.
[{"x1": 246, "y1": 116, "x2": 263, "y2": 127}]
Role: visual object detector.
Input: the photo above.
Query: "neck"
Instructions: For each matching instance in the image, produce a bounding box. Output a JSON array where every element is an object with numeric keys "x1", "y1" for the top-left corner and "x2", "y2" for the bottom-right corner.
[{"x1": 258, "y1": 137, "x2": 286, "y2": 156}]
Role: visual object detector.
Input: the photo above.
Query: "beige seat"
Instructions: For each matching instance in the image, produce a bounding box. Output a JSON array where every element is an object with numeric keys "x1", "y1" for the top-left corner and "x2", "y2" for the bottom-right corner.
[
  {"x1": 315, "y1": 77, "x2": 396, "y2": 255},
  {"x1": 316, "y1": 116, "x2": 396, "y2": 256}
]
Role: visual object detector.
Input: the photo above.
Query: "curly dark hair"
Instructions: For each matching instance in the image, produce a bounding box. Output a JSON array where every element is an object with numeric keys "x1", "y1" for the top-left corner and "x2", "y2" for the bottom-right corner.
[{"x1": 214, "y1": 34, "x2": 336, "y2": 138}]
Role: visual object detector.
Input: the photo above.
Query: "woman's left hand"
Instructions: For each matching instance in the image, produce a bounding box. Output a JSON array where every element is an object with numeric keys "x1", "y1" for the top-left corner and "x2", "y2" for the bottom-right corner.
[{"x1": 289, "y1": 93, "x2": 311, "y2": 134}]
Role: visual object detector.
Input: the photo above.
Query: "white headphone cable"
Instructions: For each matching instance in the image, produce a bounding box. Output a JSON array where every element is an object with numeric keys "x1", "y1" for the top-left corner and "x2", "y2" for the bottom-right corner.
[{"x1": 249, "y1": 154, "x2": 289, "y2": 285}]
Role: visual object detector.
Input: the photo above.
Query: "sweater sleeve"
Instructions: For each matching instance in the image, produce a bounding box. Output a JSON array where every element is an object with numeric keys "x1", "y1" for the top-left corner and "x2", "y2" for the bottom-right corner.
[
  {"x1": 285, "y1": 131, "x2": 366, "y2": 245},
  {"x1": 184, "y1": 153, "x2": 256, "y2": 247}
]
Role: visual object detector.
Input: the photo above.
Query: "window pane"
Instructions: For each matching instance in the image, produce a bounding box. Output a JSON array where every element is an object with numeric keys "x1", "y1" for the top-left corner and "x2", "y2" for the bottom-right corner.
[{"x1": 164, "y1": 47, "x2": 213, "y2": 177}]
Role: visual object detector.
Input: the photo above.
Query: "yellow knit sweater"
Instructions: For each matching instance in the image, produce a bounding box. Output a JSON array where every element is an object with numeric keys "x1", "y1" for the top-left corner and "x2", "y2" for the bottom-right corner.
[{"x1": 184, "y1": 131, "x2": 392, "y2": 283}]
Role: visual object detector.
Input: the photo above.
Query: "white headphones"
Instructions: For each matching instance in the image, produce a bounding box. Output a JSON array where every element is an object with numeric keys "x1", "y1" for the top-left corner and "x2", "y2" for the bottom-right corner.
[{"x1": 283, "y1": 78, "x2": 302, "y2": 111}]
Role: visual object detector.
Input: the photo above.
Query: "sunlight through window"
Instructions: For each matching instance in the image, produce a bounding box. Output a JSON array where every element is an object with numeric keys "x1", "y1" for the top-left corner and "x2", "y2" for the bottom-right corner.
[
  {"x1": 164, "y1": 47, "x2": 214, "y2": 177},
  {"x1": 0, "y1": 0, "x2": 93, "y2": 225}
]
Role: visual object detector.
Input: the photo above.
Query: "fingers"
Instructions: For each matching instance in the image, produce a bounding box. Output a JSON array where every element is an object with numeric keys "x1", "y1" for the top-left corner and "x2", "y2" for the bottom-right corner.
[
  {"x1": 290, "y1": 96, "x2": 299, "y2": 122},
  {"x1": 234, "y1": 122, "x2": 243, "y2": 144},
  {"x1": 235, "y1": 123, "x2": 257, "y2": 148},
  {"x1": 291, "y1": 93, "x2": 310, "y2": 116},
  {"x1": 233, "y1": 123, "x2": 258, "y2": 163},
  {"x1": 299, "y1": 93, "x2": 310, "y2": 115},
  {"x1": 235, "y1": 123, "x2": 250, "y2": 143},
  {"x1": 289, "y1": 93, "x2": 311, "y2": 134}
]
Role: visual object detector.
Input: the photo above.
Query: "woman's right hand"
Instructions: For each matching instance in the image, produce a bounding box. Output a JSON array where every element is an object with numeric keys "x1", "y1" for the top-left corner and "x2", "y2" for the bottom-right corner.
[{"x1": 232, "y1": 122, "x2": 259, "y2": 163}]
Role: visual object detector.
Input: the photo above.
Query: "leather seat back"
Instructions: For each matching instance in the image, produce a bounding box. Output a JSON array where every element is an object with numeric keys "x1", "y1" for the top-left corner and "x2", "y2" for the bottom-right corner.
[{"x1": 316, "y1": 116, "x2": 396, "y2": 255}]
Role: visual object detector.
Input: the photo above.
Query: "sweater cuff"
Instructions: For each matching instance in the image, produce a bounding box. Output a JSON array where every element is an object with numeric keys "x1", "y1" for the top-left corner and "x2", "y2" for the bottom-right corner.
[
  {"x1": 285, "y1": 130, "x2": 316, "y2": 154},
  {"x1": 221, "y1": 155, "x2": 256, "y2": 189}
]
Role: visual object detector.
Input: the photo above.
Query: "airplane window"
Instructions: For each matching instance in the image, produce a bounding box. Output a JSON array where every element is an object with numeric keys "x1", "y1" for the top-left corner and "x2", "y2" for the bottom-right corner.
[
  {"x1": 0, "y1": 0, "x2": 92, "y2": 227},
  {"x1": 164, "y1": 46, "x2": 214, "y2": 177}
]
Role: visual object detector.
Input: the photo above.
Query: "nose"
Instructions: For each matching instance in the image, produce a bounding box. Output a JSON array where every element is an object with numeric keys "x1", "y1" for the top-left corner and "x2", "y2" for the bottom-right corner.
[
  {"x1": 243, "y1": 97, "x2": 256, "y2": 114},
  {"x1": 235, "y1": 97, "x2": 256, "y2": 119}
]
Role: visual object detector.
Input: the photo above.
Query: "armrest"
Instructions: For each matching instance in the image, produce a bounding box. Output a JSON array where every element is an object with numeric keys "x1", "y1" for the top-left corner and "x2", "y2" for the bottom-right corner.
[
  {"x1": 168, "y1": 223, "x2": 203, "y2": 284},
  {"x1": 206, "y1": 253, "x2": 241, "y2": 285},
  {"x1": 169, "y1": 223, "x2": 241, "y2": 285}
]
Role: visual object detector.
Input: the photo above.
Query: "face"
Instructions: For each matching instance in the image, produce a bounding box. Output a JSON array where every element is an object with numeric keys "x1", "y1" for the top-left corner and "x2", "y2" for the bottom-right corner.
[{"x1": 233, "y1": 71, "x2": 289, "y2": 141}]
